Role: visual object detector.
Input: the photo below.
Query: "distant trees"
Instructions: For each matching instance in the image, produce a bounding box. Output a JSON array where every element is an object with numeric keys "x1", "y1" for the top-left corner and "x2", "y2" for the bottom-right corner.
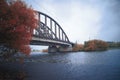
[
  {"x1": 0, "y1": 0, "x2": 37, "y2": 57},
  {"x1": 72, "y1": 39, "x2": 109, "y2": 52},
  {"x1": 84, "y1": 39, "x2": 108, "y2": 51},
  {"x1": 72, "y1": 43, "x2": 84, "y2": 51},
  {"x1": 42, "y1": 49, "x2": 48, "y2": 52},
  {"x1": 107, "y1": 42, "x2": 120, "y2": 48}
]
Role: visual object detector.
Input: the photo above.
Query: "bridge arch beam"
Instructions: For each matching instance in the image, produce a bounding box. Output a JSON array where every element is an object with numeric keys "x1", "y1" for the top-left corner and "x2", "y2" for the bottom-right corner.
[
  {"x1": 31, "y1": 11, "x2": 73, "y2": 53},
  {"x1": 33, "y1": 11, "x2": 70, "y2": 43}
]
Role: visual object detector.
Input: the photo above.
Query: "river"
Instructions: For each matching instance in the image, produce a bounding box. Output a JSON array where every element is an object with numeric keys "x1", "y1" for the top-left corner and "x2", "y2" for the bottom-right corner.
[{"x1": 0, "y1": 49, "x2": 120, "y2": 80}]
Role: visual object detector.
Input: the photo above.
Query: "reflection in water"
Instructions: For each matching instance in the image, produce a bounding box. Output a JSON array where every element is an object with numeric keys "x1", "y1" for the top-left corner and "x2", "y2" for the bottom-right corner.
[
  {"x1": 0, "y1": 70, "x2": 27, "y2": 80},
  {"x1": 25, "y1": 49, "x2": 120, "y2": 65},
  {"x1": 0, "y1": 49, "x2": 120, "y2": 80},
  {"x1": 25, "y1": 53, "x2": 71, "y2": 63}
]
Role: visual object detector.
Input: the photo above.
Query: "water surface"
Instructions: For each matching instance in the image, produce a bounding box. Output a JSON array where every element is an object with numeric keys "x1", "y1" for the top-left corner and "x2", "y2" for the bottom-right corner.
[
  {"x1": 25, "y1": 49, "x2": 120, "y2": 80},
  {"x1": 1, "y1": 49, "x2": 120, "y2": 80}
]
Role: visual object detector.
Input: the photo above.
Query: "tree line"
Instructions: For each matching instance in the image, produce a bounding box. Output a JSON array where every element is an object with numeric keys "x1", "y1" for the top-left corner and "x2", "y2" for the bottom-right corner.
[{"x1": 73, "y1": 39, "x2": 109, "y2": 51}]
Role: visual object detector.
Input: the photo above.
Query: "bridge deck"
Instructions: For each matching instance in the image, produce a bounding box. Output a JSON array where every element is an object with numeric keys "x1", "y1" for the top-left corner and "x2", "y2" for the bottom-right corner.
[{"x1": 31, "y1": 37, "x2": 71, "y2": 46}]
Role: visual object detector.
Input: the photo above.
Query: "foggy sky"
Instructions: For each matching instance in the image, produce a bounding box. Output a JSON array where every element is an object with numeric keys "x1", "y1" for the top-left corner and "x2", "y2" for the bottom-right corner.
[{"x1": 25, "y1": 0, "x2": 120, "y2": 44}]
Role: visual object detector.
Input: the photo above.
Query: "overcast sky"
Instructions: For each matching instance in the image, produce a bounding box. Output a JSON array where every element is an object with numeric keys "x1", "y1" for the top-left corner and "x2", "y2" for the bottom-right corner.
[{"x1": 24, "y1": 0, "x2": 120, "y2": 49}]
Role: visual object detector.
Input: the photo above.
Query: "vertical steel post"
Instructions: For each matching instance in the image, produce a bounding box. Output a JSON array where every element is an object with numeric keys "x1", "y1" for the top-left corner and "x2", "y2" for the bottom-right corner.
[
  {"x1": 45, "y1": 16, "x2": 47, "y2": 25},
  {"x1": 55, "y1": 23, "x2": 57, "y2": 39},
  {"x1": 50, "y1": 20, "x2": 52, "y2": 30},
  {"x1": 59, "y1": 27, "x2": 60, "y2": 40},
  {"x1": 45, "y1": 16, "x2": 47, "y2": 37},
  {"x1": 62, "y1": 32, "x2": 63, "y2": 41},
  {"x1": 50, "y1": 20, "x2": 52, "y2": 38},
  {"x1": 38, "y1": 13, "x2": 40, "y2": 22}
]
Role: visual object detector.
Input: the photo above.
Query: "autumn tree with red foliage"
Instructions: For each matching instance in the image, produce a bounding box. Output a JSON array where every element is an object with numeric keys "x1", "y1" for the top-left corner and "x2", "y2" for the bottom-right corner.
[
  {"x1": 84, "y1": 39, "x2": 108, "y2": 51},
  {"x1": 0, "y1": 0, "x2": 37, "y2": 57},
  {"x1": 72, "y1": 43, "x2": 84, "y2": 51}
]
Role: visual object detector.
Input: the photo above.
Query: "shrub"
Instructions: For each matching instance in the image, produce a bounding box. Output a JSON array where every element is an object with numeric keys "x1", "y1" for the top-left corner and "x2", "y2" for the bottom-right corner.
[{"x1": 84, "y1": 39, "x2": 108, "y2": 51}]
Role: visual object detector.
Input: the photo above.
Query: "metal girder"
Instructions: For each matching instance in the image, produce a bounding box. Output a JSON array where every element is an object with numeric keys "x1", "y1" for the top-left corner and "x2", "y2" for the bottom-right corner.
[{"x1": 32, "y1": 11, "x2": 72, "y2": 46}]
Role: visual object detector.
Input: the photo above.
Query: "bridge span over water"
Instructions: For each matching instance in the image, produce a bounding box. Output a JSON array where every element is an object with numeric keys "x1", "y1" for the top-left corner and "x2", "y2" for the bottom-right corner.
[{"x1": 30, "y1": 11, "x2": 73, "y2": 53}]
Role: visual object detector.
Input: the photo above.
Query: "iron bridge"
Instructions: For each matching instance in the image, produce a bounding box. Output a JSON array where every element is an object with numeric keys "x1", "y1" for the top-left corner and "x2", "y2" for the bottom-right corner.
[{"x1": 31, "y1": 11, "x2": 73, "y2": 46}]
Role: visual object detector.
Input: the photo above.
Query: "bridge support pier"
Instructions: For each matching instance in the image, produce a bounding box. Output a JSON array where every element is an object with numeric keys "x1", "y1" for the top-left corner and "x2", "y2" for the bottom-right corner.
[
  {"x1": 58, "y1": 45, "x2": 72, "y2": 52},
  {"x1": 48, "y1": 45, "x2": 72, "y2": 53},
  {"x1": 48, "y1": 46, "x2": 58, "y2": 53}
]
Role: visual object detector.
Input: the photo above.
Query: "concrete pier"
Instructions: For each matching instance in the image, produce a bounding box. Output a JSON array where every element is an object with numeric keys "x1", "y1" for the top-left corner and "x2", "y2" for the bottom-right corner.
[
  {"x1": 48, "y1": 46, "x2": 58, "y2": 53},
  {"x1": 48, "y1": 45, "x2": 72, "y2": 53}
]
